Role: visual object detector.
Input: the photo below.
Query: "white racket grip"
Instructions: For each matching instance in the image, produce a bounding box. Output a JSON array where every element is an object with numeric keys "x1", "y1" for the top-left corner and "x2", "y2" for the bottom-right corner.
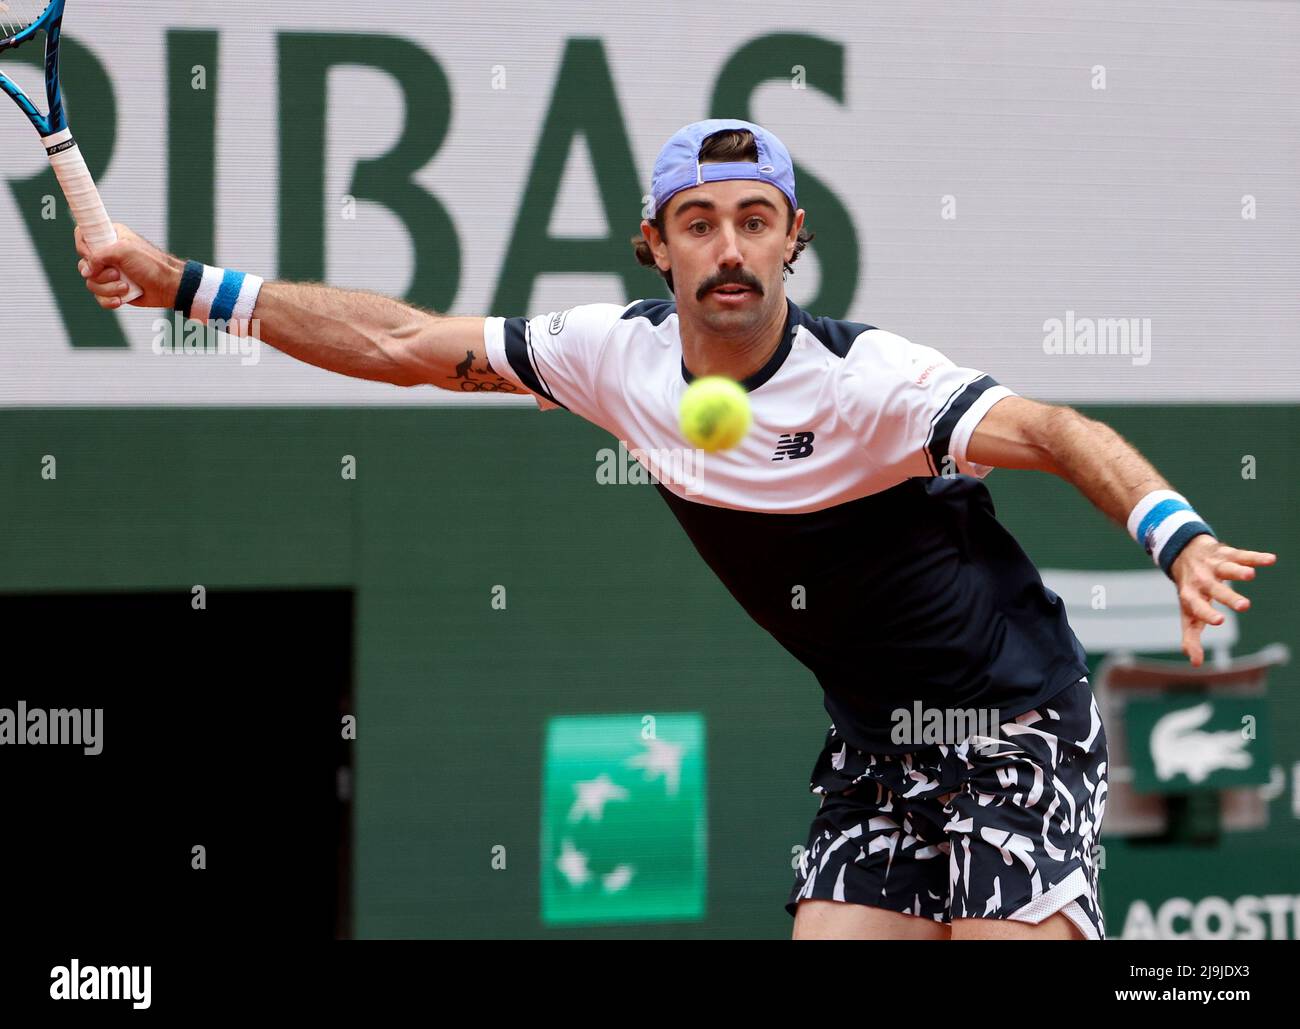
[{"x1": 42, "y1": 128, "x2": 142, "y2": 304}]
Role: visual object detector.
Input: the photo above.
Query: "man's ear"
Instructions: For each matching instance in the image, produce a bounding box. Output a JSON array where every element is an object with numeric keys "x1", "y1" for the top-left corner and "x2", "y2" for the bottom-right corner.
[
  {"x1": 641, "y1": 219, "x2": 671, "y2": 273},
  {"x1": 786, "y1": 207, "x2": 806, "y2": 262}
]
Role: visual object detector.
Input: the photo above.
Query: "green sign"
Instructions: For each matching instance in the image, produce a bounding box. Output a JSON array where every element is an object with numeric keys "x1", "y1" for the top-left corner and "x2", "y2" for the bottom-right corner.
[
  {"x1": 1126, "y1": 696, "x2": 1271, "y2": 793},
  {"x1": 541, "y1": 713, "x2": 707, "y2": 926}
]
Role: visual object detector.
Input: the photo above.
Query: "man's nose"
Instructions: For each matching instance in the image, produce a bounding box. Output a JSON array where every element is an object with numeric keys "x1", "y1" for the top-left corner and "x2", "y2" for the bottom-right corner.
[{"x1": 714, "y1": 223, "x2": 744, "y2": 266}]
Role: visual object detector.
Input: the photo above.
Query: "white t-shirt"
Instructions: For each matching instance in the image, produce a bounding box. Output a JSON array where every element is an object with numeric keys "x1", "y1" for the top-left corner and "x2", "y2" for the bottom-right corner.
[{"x1": 484, "y1": 298, "x2": 1014, "y2": 513}]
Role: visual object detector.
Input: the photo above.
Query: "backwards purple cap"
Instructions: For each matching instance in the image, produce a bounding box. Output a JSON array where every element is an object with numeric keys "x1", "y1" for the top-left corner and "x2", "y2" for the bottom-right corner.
[{"x1": 649, "y1": 118, "x2": 797, "y2": 220}]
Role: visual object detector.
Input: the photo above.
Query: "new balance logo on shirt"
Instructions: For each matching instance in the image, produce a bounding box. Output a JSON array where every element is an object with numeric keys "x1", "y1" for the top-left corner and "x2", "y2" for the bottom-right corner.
[{"x1": 772, "y1": 431, "x2": 815, "y2": 461}]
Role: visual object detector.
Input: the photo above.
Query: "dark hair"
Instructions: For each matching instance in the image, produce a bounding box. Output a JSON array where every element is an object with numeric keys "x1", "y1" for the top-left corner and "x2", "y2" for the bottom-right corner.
[{"x1": 631, "y1": 128, "x2": 814, "y2": 296}]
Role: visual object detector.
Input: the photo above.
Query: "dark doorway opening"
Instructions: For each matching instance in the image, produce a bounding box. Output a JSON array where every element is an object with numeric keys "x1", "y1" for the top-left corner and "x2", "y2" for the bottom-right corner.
[{"x1": 0, "y1": 590, "x2": 354, "y2": 940}]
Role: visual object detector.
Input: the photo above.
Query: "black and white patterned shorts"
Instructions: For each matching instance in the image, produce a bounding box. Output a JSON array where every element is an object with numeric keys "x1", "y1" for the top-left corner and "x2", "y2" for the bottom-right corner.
[{"x1": 787, "y1": 677, "x2": 1108, "y2": 938}]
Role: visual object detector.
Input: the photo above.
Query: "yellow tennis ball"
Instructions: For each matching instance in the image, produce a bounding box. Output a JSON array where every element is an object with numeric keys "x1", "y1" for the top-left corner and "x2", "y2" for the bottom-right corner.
[{"x1": 679, "y1": 376, "x2": 752, "y2": 452}]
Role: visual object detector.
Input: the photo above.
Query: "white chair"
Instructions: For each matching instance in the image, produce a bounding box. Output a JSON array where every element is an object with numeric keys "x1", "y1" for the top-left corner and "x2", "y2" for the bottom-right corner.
[{"x1": 1040, "y1": 568, "x2": 1238, "y2": 667}]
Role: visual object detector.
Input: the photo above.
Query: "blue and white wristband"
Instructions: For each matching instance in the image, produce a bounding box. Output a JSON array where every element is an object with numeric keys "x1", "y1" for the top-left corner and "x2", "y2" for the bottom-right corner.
[
  {"x1": 174, "y1": 260, "x2": 263, "y2": 336},
  {"x1": 1127, "y1": 489, "x2": 1216, "y2": 578}
]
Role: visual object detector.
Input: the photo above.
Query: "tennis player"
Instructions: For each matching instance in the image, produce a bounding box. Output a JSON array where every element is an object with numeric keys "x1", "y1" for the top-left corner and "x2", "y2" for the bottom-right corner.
[{"x1": 73, "y1": 118, "x2": 1275, "y2": 940}]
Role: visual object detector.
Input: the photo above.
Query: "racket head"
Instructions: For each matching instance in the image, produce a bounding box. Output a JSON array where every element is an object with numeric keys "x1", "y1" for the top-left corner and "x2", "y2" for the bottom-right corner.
[
  {"x1": 0, "y1": 1, "x2": 60, "y2": 49},
  {"x1": 0, "y1": 0, "x2": 66, "y2": 136}
]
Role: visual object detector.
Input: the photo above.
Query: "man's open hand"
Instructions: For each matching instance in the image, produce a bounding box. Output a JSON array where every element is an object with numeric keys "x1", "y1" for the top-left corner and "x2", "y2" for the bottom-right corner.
[{"x1": 1171, "y1": 534, "x2": 1277, "y2": 666}]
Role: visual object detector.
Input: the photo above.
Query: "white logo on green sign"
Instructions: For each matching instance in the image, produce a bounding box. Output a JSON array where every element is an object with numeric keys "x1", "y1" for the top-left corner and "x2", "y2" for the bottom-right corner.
[
  {"x1": 541, "y1": 713, "x2": 706, "y2": 926},
  {"x1": 1127, "y1": 697, "x2": 1269, "y2": 792},
  {"x1": 1151, "y1": 702, "x2": 1252, "y2": 784}
]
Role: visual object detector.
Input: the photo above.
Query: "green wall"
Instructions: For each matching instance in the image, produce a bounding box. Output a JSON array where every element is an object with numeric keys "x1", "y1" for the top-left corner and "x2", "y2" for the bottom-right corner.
[{"x1": 1, "y1": 404, "x2": 1295, "y2": 937}]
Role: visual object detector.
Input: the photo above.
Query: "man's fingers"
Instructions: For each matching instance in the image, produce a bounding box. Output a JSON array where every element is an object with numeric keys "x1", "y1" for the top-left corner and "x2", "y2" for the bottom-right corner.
[
  {"x1": 79, "y1": 261, "x2": 120, "y2": 286},
  {"x1": 77, "y1": 253, "x2": 128, "y2": 304},
  {"x1": 1220, "y1": 547, "x2": 1277, "y2": 567},
  {"x1": 1181, "y1": 589, "x2": 1224, "y2": 626},
  {"x1": 1208, "y1": 579, "x2": 1250, "y2": 612},
  {"x1": 1175, "y1": 541, "x2": 1272, "y2": 669},
  {"x1": 86, "y1": 278, "x2": 130, "y2": 299},
  {"x1": 78, "y1": 237, "x2": 133, "y2": 270},
  {"x1": 79, "y1": 254, "x2": 108, "y2": 279},
  {"x1": 73, "y1": 224, "x2": 145, "y2": 311},
  {"x1": 74, "y1": 226, "x2": 139, "y2": 270},
  {"x1": 1182, "y1": 622, "x2": 1205, "y2": 667}
]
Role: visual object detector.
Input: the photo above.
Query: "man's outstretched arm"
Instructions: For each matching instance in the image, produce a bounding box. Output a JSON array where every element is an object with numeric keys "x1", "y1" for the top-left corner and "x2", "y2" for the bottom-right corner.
[
  {"x1": 966, "y1": 395, "x2": 1277, "y2": 667},
  {"x1": 73, "y1": 224, "x2": 519, "y2": 392}
]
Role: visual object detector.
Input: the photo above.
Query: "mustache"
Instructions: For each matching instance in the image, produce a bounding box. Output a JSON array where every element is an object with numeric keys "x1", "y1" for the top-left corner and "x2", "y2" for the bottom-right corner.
[{"x1": 696, "y1": 270, "x2": 764, "y2": 302}]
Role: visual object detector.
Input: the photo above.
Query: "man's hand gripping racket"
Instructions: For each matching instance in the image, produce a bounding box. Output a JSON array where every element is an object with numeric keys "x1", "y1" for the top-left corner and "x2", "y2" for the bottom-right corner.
[{"x1": 1, "y1": 1, "x2": 144, "y2": 303}]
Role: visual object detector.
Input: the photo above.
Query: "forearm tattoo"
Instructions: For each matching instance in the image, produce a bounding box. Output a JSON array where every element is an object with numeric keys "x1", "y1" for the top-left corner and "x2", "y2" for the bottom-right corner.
[{"x1": 447, "y1": 350, "x2": 521, "y2": 393}]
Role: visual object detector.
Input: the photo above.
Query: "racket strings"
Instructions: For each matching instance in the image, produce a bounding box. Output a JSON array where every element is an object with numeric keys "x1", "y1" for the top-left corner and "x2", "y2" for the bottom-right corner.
[{"x1": 0, "y1": 1, "x2": 51, "y2": 40}]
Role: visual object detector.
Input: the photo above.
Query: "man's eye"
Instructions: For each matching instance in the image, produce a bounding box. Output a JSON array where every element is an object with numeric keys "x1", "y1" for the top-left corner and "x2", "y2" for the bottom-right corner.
[
  {"x1": 745, "y1": 217, "x2": 766, "y2": 231},
  {"x1": 689, "y1": 222, "x2": 710, "y2": 235}
]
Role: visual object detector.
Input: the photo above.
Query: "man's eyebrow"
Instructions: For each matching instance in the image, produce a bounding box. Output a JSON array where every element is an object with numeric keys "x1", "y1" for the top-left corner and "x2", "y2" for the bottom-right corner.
[
  {"x1": 669, "y1": 195, "x2": 781, "y2": 220},
  {"x1": 670, "y1": 198, "x2": 715, "y2": 219}
]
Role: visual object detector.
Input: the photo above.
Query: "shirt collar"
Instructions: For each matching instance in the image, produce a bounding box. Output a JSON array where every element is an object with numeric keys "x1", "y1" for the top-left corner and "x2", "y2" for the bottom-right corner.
[{"x1": 680, "y1": 297, "x2": 799, "y2": 393}]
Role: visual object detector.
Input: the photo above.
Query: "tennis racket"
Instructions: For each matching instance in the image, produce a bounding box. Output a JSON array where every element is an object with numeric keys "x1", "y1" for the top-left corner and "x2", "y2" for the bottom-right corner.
[{"x1": 0, "y1": 0, "x2": 140, "y2": 301}]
